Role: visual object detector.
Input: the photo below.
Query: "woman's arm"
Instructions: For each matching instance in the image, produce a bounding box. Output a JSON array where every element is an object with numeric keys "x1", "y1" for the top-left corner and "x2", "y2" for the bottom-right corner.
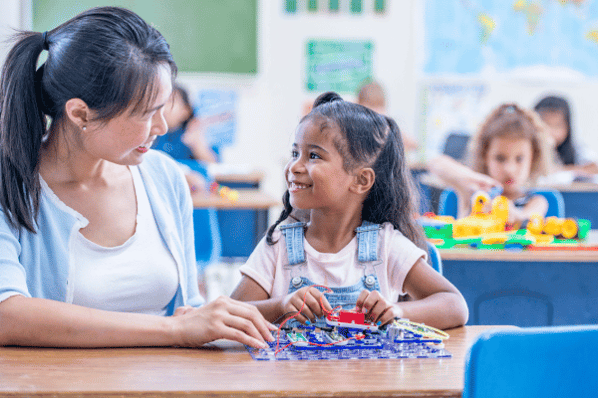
[{"x1": 0, "y1": 294, "x2": 273, "y2": 348}]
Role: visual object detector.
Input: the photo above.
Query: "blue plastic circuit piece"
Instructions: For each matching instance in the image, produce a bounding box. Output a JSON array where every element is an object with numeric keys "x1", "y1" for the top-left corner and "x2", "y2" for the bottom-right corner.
[{"x1": 246, "y1": 325, "x2": 451, "y2": 361}]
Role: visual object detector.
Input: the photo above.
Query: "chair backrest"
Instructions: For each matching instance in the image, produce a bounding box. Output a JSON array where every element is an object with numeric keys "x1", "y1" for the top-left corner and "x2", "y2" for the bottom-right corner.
[
  {"x1": 426, "y1": 241, "x2": 443, "y2": 275},
  {"x1": 437, "y1": 188, "x2": 565, "y2": 219},
  {"x1": 463, "y1": 326, "x2": 598, "y2": 398},
  {"x1": 529, "y1": 189, "x2": 565, "y2": 218},
  {"x1": 442, "y1": 132, "x2": 470, "y2": 161},
  {"x1": 438, "y1": 188, "x2": 459, "y2": 218},
  {"x1": 193, "y1": 208, "x2": 222, "y2": 272}
]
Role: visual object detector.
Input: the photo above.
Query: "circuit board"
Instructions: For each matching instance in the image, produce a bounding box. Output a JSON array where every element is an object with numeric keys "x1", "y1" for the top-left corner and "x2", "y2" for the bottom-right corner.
[{"x1": 246, "y1": 325, "x2": 452, "y2": 361}]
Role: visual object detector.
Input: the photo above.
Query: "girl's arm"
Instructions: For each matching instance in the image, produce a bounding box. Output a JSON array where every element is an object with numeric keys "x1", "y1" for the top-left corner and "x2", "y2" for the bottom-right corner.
[
  {"x1": 357, "y1": 259, "x2": 468, "y2": 330},
  {"x1": 508, "y1": 195, "x2": 548, "y2": 225},
  {"x1": 0, "y1": 294, "x2": 273, "y2": 348},
  {"x1": 398, "y1": 258, "x2": 469, "y2": 329},
  {"x1": 230, "y1": 275, "x2": 332, "y2": 324},
  {"x1": 230, "y1": 275, "x2": 283, "y2": 323}
]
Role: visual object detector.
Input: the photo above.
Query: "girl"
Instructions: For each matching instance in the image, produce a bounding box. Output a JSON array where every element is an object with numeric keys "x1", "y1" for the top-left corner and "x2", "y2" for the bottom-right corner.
[
  {"x1": 231, "y1": 92, "x2": 468, "y2": 330},
  {"x1": 534, "y1": 95, "x2": 598, "y2": 175},
  {"x1": 464, "y1": 103, "x2": 553, "y2": 224},
  {"x1": 0, "y1": 6, "x2": 273, "y2": 348}
]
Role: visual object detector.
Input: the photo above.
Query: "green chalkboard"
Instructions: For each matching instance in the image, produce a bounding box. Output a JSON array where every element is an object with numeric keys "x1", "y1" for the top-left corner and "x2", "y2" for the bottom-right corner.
[{"x1": 32, "y1": 0, "x2": 257, "y2": 74}]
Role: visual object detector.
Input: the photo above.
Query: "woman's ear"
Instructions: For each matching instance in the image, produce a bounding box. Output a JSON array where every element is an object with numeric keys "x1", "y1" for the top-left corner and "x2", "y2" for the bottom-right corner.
[
  {"x1": 64, "y1": 98, "x2": 91, "y2": 130},
  {"x1": 351, "y1": 167, "x2": 375, "y2": 194}
]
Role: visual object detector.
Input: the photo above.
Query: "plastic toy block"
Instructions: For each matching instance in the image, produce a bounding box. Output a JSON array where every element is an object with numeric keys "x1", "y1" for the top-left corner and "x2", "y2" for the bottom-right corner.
[
  {"x1": 325, "y1": 309, "x2": 379, "y2": 331},
  {"x1": 423, "y1": 224, "x2": 453, "y2": 239}
]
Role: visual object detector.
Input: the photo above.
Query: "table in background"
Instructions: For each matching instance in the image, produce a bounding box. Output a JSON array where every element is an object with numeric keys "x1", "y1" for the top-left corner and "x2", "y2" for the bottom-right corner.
[
  {"x1": 193, "y1": 189, "x2": 279, "y2": 259},
  {"x1": 440, "y1": 230, "x2": 598, "y2": 327},
  {"x1": 0, "y1": 325, "x2": 511, "y2": 398},
  {"x1": 214, "y1": 170, "x2": 265, "y2": 189}
]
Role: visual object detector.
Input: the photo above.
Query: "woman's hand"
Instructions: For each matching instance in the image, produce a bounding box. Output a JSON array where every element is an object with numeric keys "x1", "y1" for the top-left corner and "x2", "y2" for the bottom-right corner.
[
  {"x1": 281, "y1": 286, "x2": 332, "y2": 324},
  {"x1": 171, "y1": 296, "x2": 276, "y2": 349},
  {"x1": 355, "y1": 290, "x2": 402, "y2": 326}
]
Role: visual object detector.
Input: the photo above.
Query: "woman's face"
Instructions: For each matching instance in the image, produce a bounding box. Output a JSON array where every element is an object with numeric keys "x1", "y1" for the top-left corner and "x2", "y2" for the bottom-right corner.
[
  {"x1": 85, "y1": 64, "x2": 173, "y2": 165},
  {"x1": 538, "y1": 109, "x2": 568, "y2": 146}
]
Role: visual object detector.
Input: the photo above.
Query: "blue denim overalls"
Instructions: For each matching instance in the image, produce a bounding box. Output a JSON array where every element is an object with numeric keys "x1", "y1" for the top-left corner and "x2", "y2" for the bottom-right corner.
[{"x1": 278, "y1": 220, "x2": 382, "y2": 328}]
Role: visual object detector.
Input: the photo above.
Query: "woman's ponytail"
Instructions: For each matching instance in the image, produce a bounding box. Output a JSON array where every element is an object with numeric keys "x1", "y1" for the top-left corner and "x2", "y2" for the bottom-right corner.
[{"x1": 0, "y1": 31, "x2": 49, "y2": 232}]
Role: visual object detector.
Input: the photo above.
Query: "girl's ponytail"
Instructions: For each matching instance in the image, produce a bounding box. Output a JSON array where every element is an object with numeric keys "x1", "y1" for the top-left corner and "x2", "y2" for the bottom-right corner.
[{"x1": 0, "y1": 32, "x2": 49, "y2": 232}]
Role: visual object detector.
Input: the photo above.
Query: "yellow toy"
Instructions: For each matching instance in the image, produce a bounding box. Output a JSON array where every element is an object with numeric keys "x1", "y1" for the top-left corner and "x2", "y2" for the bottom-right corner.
[{"x1": 452, "y1": 192, "x2": 509, "y2": 238}]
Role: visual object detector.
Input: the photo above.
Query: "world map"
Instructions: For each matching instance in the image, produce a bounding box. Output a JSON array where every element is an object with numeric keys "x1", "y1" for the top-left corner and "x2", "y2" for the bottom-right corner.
[{"x1": 424, "y1": 0, "x2": 598, "y2": 76}]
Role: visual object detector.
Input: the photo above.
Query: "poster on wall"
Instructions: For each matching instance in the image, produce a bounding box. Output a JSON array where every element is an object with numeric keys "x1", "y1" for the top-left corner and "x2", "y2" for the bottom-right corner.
[
  {"x1": 419, "y1": 83, "x2": 487, "y2": 161},
  {"x1": 424, "y1": 0, "x2": 598, "y2": 77},
  {"x1": 306, "y1": 40, "x2": 374, "y2": 93},
  {"x1": 195, "y1": 89, "x2": 237, "y2": 149}
]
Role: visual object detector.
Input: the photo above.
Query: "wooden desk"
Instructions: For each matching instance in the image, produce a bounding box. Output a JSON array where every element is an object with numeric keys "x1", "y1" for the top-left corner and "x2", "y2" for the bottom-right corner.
[
  {"x1": 0, "y1": 325, "x2": 510, "y2": 398},
  {"x1": 193, "y1": 189, "x2": 280, "y2": 258},
  {"x1": 439, "y1": 231, "x2": 598, "y2": 327}
]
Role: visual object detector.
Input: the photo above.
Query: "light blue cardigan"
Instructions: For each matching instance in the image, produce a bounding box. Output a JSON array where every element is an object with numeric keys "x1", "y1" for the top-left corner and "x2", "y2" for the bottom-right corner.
[{"x1": 0, "y1": 150, "x2": 204, "y2": 314}]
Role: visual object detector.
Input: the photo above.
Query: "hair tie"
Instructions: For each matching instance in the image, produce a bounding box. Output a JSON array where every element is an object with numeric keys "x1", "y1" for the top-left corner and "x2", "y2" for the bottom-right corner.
[
  {"x1": 41, "y1": 31, "x2": 49, "y2": 51},
  {"x1": 504, "y1": 105, "x2": 516, "y2": 114}
]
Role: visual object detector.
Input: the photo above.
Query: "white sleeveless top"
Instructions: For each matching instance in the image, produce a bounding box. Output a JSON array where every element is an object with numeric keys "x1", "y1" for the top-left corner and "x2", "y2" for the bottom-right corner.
[{"x1": 71, "y1": 167, "x2": 179, "y2": 316}]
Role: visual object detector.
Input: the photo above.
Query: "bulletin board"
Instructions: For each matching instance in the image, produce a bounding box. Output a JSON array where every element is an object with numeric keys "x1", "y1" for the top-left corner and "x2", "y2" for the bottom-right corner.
[
  {"x1": 32, "y1": 0, "x2": 258, "y2": 74},
  {"x1": 306, "y1": 40, "x2": 373, "y2": 93}
]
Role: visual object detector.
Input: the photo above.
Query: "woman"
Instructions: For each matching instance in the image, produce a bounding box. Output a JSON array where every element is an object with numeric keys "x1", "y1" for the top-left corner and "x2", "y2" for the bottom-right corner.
[{"x1": 0, "y1": 6, "x2": 273, "y2": 348}]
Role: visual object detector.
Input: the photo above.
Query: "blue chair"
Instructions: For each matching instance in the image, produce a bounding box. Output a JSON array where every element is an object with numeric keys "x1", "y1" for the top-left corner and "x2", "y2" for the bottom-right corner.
[
  {"x1": 442, "y1": 131, "x2": 470, "y2": 161},
  {"x1": 176, "y1": 159, "x2": 222, "y2": 272},
  {"x1": 438, "y1": 188, "x2": 565, "y2": 219},
  {"x1": 426, "y1": 241, "x2": 443, "y2": 275},
  {"x1": 193, "y1": 208, "x2": 222, "y2": 272},
  {"x1": 463, "y1": 326, "x2": 598, "y2": 398}
]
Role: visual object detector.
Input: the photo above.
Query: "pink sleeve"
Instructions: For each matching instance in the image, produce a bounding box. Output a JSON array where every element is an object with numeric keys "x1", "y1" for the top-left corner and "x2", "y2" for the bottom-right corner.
[{"x1": 386, "y1": 228, "x2": 427, "y2": 295}]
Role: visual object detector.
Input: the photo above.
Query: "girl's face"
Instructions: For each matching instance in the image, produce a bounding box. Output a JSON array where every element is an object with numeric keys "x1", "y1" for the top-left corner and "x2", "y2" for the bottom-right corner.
[
  {"x1": 86, "y1": 64, "x2": 172, "y2": 165},
  {"x1": 485, "y1": 135, "x2": 534, "y2": 196},
  {"x1": 538, "y1": 109, "x2": 568, "y2": 146},
  {"x1": 284, "y1": 118, "x2": 356, "y2": 211}
]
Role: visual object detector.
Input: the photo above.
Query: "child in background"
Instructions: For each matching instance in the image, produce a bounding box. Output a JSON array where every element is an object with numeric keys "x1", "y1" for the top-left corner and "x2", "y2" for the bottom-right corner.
[
  {"x1": 534, "y1": 95, "x2": 598, "y2": 175},
  {"x1": 356, "y1": 81, "x2": 419, "y2": 152},
  {"x1": 231, "y1": 92, "x2": 468, "y2": 330},
  {"x1": 462, "y1": 103, "x2": 552, "y2": 224},
  {"x1": 154, "y1": 84, "x2": 218, "y2": 164}
]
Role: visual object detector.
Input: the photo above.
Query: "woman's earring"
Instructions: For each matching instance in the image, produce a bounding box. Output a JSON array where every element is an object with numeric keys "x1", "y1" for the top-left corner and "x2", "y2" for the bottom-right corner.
[{"x1": 82, "y1": 126, "x2": 87, "y2": 131}]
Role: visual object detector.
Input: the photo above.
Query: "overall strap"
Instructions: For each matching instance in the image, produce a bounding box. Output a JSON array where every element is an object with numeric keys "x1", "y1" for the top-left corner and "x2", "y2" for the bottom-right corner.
[
  {"x1": 356, "y1": 221, "x2": 381, "y2": 262},
  {"x1": 279, "y1": 222, "x2": 307, "y2": 266}
]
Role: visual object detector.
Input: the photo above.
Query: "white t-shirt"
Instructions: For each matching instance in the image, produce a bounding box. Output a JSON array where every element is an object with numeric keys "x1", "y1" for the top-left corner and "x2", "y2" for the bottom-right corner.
[
  {"x1": 71, "y1": 166, "x2": 179, "y2": 316},
  {"x1": 239, "y1": 222, "x2": 427, "y2": 302}
]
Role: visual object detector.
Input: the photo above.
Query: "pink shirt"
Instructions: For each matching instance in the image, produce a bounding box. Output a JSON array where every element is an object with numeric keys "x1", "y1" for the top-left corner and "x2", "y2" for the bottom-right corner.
[{"x1": 239, "y1": 222, "x2": 427, "y2": 302}]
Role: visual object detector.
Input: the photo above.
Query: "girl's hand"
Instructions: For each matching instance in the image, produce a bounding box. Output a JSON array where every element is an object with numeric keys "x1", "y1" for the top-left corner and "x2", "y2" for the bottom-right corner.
[
  {"x1": 281, "y1": 286, "x2": 332, "y2": 324},
  {"x1": 355, "y1": 290, "x2": 402, "y2": 326},
  {"x1": 171, "y1": 296, "x2": 276, "y2": 349}
]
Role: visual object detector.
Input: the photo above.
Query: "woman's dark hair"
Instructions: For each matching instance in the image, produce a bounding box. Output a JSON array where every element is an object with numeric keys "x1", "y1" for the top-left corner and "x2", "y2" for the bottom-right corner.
[
  {"x1": 0, "y1": 6, "x2": 176, "y2": 232},
  {"x1": 534, "y1": 95, "x2": 576, "y2": 165},
  {"x1": 266, "y1": 91, "x2": 426, "y2": 250}
]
